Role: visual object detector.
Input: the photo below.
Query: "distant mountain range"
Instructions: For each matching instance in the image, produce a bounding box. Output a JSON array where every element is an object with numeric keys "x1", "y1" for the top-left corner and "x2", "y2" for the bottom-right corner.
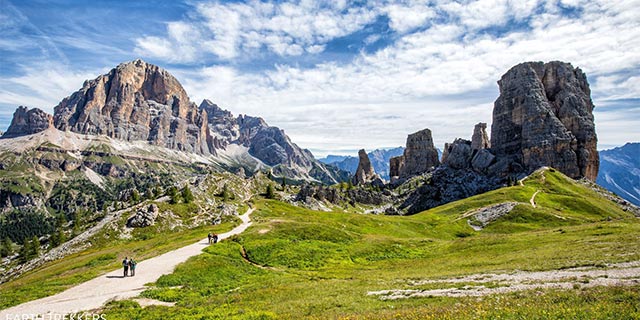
[
  {"x1": 319, "y1": 147, "x2": 408, "y2": 180},
  {"x1": 597, "y1": 143, "x2": 640, "y2": 206}
]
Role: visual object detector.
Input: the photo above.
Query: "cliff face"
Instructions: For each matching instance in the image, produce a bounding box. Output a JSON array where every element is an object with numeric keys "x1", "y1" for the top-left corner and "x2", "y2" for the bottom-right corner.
[
  {"x1": 53, "y1": 59, "x2": 215, "y2": 155},
  {"x1": 395, "y1": 128, "x2": 440, "y2": 179},
  {"x1": 491, "y1": 61, "x2": 598, "y2": 181},
  {"x1": 2, "y1": 106, "x2": 53, "y2": 138}
]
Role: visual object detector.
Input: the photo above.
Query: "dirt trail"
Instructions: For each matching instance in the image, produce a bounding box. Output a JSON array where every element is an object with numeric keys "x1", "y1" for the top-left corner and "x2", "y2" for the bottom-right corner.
[
  {"x1": 369, "y1": 261, "x2": 640, "y2": 299},
  {"x1": 530, "y1": 190, "x2": 540, "y2": 208},
  {"x1": 0, "y1": 208, "x2": 254, "y2": 317}
]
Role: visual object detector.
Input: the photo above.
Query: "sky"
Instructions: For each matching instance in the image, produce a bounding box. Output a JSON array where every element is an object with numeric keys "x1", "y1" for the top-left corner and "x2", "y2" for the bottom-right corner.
[{"x1": 1, "y1": 0, "x2": 639, "y2": 157}]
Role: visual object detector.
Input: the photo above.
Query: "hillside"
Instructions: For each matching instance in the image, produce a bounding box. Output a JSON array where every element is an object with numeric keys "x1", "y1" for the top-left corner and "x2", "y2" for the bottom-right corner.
[
  {"x1": 597, "y1": 143, "x2": 640, "y2": 206},
  {"x1": 8, "y1": 167, "x2": 631, "y2": 318}
]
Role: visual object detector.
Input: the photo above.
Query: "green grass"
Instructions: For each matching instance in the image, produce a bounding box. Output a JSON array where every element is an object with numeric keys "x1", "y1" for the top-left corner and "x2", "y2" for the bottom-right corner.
[{"x1": 98, "y1": 169, "x2": 640, "y2": 319}]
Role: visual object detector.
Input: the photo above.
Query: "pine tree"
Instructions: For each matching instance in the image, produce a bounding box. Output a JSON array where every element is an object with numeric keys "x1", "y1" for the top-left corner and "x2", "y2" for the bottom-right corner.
[
  {"x1": 167, "y1": 186, "x2": 180, "y2": 204},
  {"x1": 72, "y1": 211, "x2": 82, "y2": 237},
  {"x1": 265, "y1": 184, "x2": 275, "y2": 199},
  {"x1": 281, "y1": 177, "x2": 286, "y2": 190},
  {"x1": 131, "y1": 189, "x2": 140, "y2": 203},
  {"x1": 32, "y1": 236, "x2": 40, "y2": 257},
  {"x1": 182, "y1": 186, "x2": 194, "y2": 203},
  {"x1": 1, "y1": 237, "x2": 12, "y2": 258},
  {"x1": 222, "y1": 184, "x2": 230, "y2": 202},
  {"x1": 19, "y1": 239, "x2": 32, "y2": 263}
]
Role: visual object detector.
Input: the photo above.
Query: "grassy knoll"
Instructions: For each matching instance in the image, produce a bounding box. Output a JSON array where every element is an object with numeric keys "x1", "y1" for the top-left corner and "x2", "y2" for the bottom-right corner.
[{"x1": 102, "y1": 169, "x2": 640, "y2": 319}]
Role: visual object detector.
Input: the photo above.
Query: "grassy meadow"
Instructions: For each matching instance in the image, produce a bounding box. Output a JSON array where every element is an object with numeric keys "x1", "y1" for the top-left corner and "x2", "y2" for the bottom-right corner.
[{"x1": 98, "y1": 169, "x2": 640, "y2": 319}]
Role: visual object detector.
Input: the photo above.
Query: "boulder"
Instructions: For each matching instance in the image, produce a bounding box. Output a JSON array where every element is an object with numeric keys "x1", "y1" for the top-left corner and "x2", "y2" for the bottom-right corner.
[
  {"x1": 442, "y1": 139, "x2": 473, "y2": 169},
  {"x1": 491, "y1": 61, "x2": 599, "y2": 180},
  {"x1": 127, "y1": 204, "x2": 160, "y2": 228},
  {"x1": 471, "y1": 149, "x2": 496, "y2": 173}
]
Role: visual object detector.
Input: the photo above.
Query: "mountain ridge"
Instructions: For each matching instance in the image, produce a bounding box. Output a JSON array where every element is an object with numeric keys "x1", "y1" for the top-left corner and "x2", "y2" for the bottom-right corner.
[
  {"x1": 1, "y1": 60, "x2": 345, "y2": 184},
  {"x1": 596, "y1": 142, "x2": 640, "y2": 206}
]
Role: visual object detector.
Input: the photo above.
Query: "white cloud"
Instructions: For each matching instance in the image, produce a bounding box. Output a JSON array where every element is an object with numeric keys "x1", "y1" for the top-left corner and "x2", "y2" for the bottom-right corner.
[
  {"x1": 0, "y1": 63, "x2": 102, "y2": 113},
  {"x1": 171, "y1": 0, "x2": 640, "y2": 156},
  {"x1": 134, "y1": 0, "x2": 378, "y2": 61},
  {"x1": 382, "y1": 2, "x2": 435, "y2": 33}
]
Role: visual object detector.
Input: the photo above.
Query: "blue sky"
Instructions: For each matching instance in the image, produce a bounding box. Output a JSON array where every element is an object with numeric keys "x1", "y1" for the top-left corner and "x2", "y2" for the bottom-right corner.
[{"x1": 1, "y1": 0, "x2": 639, "y2": 156}]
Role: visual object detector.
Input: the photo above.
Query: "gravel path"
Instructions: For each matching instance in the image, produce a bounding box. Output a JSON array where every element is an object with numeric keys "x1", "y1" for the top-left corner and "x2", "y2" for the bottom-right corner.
[
  {"x1": 0, "y1": 208, "x2": 254, "y2": 317},
  {"x1": 369, "y1": 261, "x2": 640, "y2": 299}
]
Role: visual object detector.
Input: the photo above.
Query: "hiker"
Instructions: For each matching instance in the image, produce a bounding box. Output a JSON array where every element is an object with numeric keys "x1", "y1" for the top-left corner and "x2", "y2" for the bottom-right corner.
[
  {"x1": 213, "y1": 233, "x2": 219, "y2": 244},
  {"x1": 122, "y1": 257, "x2": 129, "y2": 277},
  {"x1": 129, "y1": 258, "x2": 137, "y2": 277},
  {"x1": 208, "y1": 232, "x2": 213, "y2": 244}
]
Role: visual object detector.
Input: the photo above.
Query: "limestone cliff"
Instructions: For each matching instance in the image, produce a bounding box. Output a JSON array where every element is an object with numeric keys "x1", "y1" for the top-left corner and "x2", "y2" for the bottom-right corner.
[
  {"x1": 53, "y1": 59, "x2": 215, "y2": 155},
  {"x1": 2, "y1": 106, "x2": 53, "y2": 138},
  {"x1": 491, "y1": 61, "x2": 598, "y2": 180}
]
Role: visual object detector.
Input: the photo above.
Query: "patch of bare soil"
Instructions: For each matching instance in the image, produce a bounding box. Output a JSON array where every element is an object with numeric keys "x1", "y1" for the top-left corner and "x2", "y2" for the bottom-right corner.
[{"x1": 368, "y1": 261, "x2": 640, "y2": 299}]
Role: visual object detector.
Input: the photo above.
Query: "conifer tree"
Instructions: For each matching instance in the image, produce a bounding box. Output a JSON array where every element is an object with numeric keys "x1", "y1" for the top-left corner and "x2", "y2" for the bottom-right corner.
[{"x1": 182, "y1": 186, "x2": 194, "y2": 203}]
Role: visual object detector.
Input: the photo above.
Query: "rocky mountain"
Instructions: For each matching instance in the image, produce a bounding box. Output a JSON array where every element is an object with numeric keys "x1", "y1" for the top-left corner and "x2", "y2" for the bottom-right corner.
[
  {"x1": 597, "y1": 143, "x2": 640, "y2": 206},
  {"x1": 1, "y1": 60, "x2": 344, "y2": 184},
  {"x1": 491, "y1": 61, "x2": 599, "y2": 181},
  {"x1": 2, "y1": 107, "x2": 53, "y2": 138},
  {"x1": 52, "y1": 59, "x2": 215, "y2": 155},
  {"x1": 318, "y1": 147, "x2": 404, "y2": 180}
]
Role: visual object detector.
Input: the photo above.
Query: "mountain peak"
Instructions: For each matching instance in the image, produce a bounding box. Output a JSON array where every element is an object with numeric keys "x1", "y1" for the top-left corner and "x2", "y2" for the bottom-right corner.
[{"x1": 52, "y1": 59, "x2": 214, "y2": 155}]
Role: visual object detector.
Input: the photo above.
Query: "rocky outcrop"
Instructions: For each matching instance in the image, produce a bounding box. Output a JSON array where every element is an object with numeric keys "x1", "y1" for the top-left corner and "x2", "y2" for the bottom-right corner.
[
  {"x1": 491, "y1": 61, "x2": 599, "y2": 181},
  {"x1": 296, "y1": 184, "x2": 393, "y2": 206},
  {"x1": 471, "y1": 122, "x2": 490, "y2": 150},
  {"x1": 353, "y1": 149, "x2": 381, "y2": 185},
  {"x1": 389, "y1": 156, "x2": 404, "y2": 181},
  {"x1": 127, "y1": 204, "x2": 159, "y2": 228},
  {"x1": 399, "y1": 166, "x2": 501, "y2": 214},
  {"x1": 442, "y1": 139, "x2": 473, "y2": 169},
  {"x1": 391, "y1": 128, "x2": 439, "y2": 179},
  {"x1": 2, "y1": 106, "x2": 53, "y2": 138},
  {"x1": 53, "y1": 59, "x2": 215, "y2": 155},
  {"x1": 402, "y1": 129, "x2": 440, "y2": 176}
]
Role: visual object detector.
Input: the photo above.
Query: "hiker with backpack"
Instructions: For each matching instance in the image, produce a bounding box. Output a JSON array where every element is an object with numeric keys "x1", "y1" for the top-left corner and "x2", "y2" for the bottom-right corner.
[
  {"x1": 208, "y1": 232, "x2": 213, "y2": 244},
  {"x1": 122, "y1": 257, "x2": 129, "y2": 277},
  {"x1": 213, "y1": 233, "x2": 219, "y2": 244}
]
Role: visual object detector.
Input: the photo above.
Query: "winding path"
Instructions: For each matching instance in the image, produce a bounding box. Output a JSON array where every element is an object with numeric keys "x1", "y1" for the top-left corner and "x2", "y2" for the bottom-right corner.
[
  {"x1": 530, "y1": 190, "x2": 541, "y2": 208},
  {"x1": 0, "y1": 208, "x2": 254, "y2": 317}
]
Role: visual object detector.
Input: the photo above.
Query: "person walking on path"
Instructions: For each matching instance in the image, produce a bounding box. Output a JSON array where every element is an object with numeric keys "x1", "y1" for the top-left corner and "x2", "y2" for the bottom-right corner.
[
  {"x1": 208, "y1": 232, "x2": 213, "y2": 244},
  {"x1": 122, "y1": 257, "x2": 130, "y2": 277},
  {"x1": 213, "y1": 233, "x2": 219, "y2": 244},
  {"x1": 129, "y1": 258, "x2": 137, "y2": 277}
]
